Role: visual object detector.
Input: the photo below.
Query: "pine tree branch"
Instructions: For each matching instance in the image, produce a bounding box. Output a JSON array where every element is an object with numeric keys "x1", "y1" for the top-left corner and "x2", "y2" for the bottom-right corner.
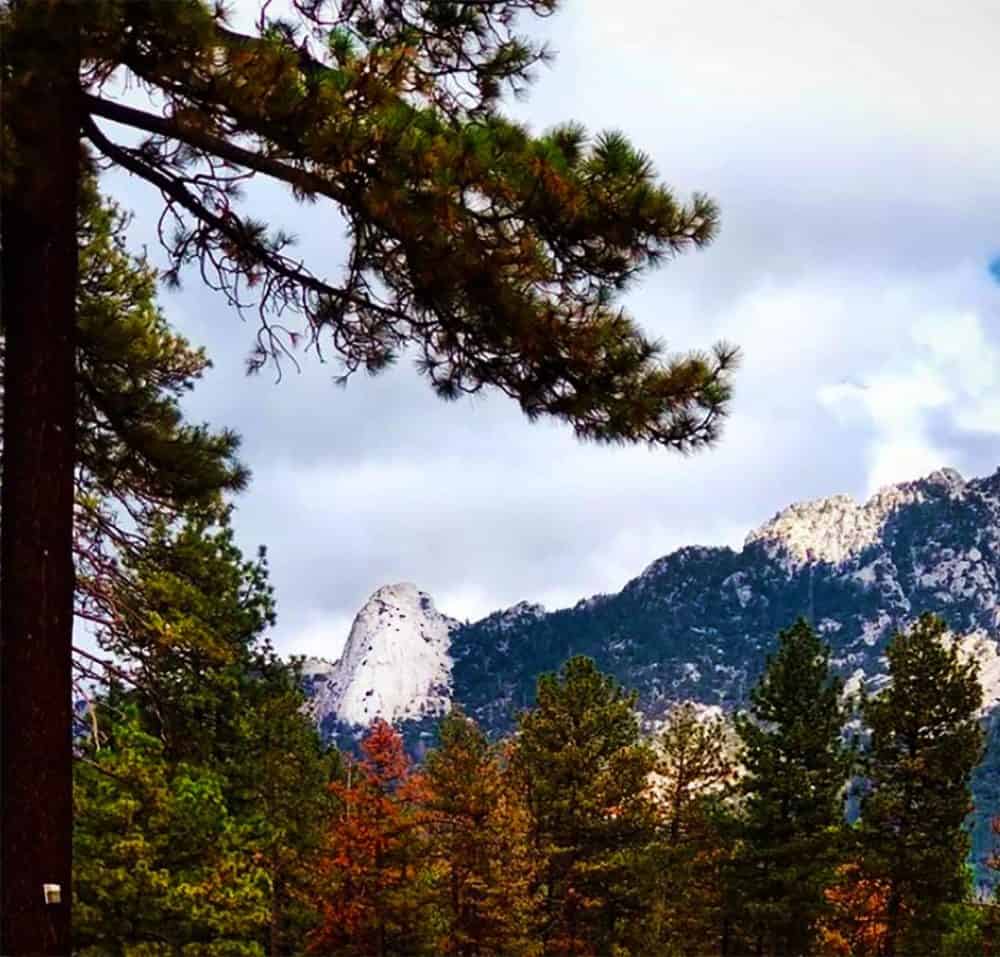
[
  {"x1": 83, "y1": 113, "x2": 334, "y2": 299},
  {"x1": 82, "y1": 93, "x2": 348, "y2": 207},
  {"x1": 83, "y1": 111, "x2": 426, "y2": 377}
]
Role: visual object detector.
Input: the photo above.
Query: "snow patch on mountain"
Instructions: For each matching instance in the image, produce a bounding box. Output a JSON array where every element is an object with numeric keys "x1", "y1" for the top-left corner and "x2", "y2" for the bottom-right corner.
[
  {"x1": 493, "y1": 601, "x2": 547, "y2": 630},
  {"x1": 857, "y1": 612, "x2": 893, "y2": 647},
  {"x1": 722, "y1": 571, "x2": 753, "y2": 607},
  {"x1": 303, "y1": 583, "x2": 457, "y2": 727}
]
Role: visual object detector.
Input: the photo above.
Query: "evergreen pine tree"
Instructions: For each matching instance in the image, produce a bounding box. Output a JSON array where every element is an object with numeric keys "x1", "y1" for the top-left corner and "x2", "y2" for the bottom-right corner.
[
  {"x1": 74, "y1": 512, "x2": 336, "y2": 957},
  {"x1": 641, "y1": 703, "x2": 736, "y2": 954},
  {"x1": 512, "y1": 656, "x2": 656, "y2": 956},
  {"x1": 74, "y1": 704, "x2": 274, "y2": 957},
  {"x1": 858, "y1": 612, "x2": 984, "y2": 955},
  {"x1": 95, "y1": 513, "x2": 276, "y2": 766},
  {"x1": 656, "y1": 702, "x2": 735, "y2": 847},
  {"x1": 71, "y1": 173, "x2": 248, "y2": 627},
  {"x1": 729, "y1": 618, "x2": 853, "y2": 956},
  {"x1": 422, "y1": 710, "x2": 539, "y2": 957},
  {"x1": 2, "y1": 174, "x2": 248, "y2": 672},
  {"x1": 235, "y1": 659, "x2": 341, "y2": 957},
  {"x1": 310, "y1": 720, "x2": 433, "y2": 957},
  {"x1": 1, "y1": 169, "x2": 251, "y2": 951},
  {"x1": 73, "y1": 174, "x2": 246, "y2": 507}
]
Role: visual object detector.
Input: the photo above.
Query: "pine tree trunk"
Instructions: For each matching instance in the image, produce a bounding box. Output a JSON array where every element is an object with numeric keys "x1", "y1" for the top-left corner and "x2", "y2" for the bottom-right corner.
[
  {"x1": 719, "y1": 915, "x2": 731, "y2": 957},
  {"x1": 1, "y1": 2, "x2": 81, "y2": 953},
  {"x1": 883, "y1": 885, "x2": 901, "y2": 957}
]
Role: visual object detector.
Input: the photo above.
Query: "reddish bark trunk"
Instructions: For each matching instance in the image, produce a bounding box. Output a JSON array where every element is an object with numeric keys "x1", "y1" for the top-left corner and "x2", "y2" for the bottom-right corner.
[{"x1": 1, "y1": 2, "x2": 81, "y2": 952}]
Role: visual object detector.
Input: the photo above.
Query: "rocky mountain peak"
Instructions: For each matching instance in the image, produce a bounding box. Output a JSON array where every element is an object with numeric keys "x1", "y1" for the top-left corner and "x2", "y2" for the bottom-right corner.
[
  {"x1": 485, "y1": 600, "x2": 547, "y2": 630},
  {"x1": 303, "y1": 582, "x2": 457, "y2": 727},
  {"x1": 744, "y1": 468, "x2": 967, "y2": 570}
]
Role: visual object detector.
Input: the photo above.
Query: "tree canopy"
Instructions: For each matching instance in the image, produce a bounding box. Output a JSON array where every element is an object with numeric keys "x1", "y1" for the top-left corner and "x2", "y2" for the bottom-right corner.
[
  {"x1": 729, "y1": 618, "x2": 854, "y2": 955},
  {"x1": 858, "y1": 613, "x2": 984, "y2": 955},
  {"x1": 7, "y1": 0, "x2": 738, "y2": 446},
  {"x1": 512, "y1": 656, "x2": 657, "y2": 955}
]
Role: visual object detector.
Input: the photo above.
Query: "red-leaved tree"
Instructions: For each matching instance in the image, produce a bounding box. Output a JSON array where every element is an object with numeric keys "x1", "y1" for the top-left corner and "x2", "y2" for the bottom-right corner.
[{"x1": 310, "y1": 720, "x2": 430, "y2": 957}]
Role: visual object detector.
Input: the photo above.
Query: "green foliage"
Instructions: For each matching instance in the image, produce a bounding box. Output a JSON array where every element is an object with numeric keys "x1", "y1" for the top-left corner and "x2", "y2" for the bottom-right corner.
[
  {"x1": 74, "y1": 173, "x2": 247, "y2": 512},
  {"x1": 939, "y1": 902, "x2": 988, "y2": 957},
  {"x1": 858, "y1": 612, "x2": 985, "y2": 954},
  {"x1": 635, "y1": 704, "x2": 737, "y2": 954},
  {"x1": 227, "y1": 655, "x2": 341, "y2": 956},
  {"x1": 729, "y1": 618, "x2": 854, "y2": 955},
  {"x1": 4, "y1": 0, "x2": 737, "y2": 453},
  {"x1": 74, "y1": 514, "x2": 337, "y2": 955},
  {"x1": 96, "y1": 513, "x2": 275, "y2": 764},
  {"x1": 513, "y1": 656, "x2": 656, "y2": 955},
  {"x1": 66, "y1": 210, "x2": 336, "y2": 952},
  {"x1": 74, "y1": 619, "x2": 992, "y2": 957},
  {"x1": 422, "y1": 711, "x2": 540, "y2": 956},
  {"x1": 0, "y1": 173, "x2": 249, "y2": 629},
  {"x1": 655, "y1": 701, "x2": 736, "y2": 846},
  {"x1": 74, "y1": 704, "x2": 272, "y2": 957}
]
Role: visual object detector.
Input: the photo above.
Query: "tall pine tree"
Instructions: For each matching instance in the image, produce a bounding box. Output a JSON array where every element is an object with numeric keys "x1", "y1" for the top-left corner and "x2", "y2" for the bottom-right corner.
[
  {"x1": 655, "y1": 702, "x2": 735, "y2": 847},
  {"x1": 421, "y1": 710, "x2": 539, "y2": 957},
  {"x1": 0, "y1": 174, "x2": 247, "y2": 662},
  {"x1": 512, "y1": 656, "x2": 656, "y2": 956},
  {"x1": 858, "y1": 613, "x2": 984, "y2": 956},
  {"x1": 0, "y1": 170, "x2": 253, "y2": 953},
  {"x1": 62, "y1": 198, "x2": 337, "y2": 952},
  {"x1": 74, "y1": 512, "x2": 336, "y2": 957},
  {"x1": 74, "y1": 703, "x2": 274, "y2": 957},
  {"x1": 70, "y1": 173, "x2": 248, "y2": 633},
  {"x1": 729, "y1": 618, "x2": 853, "y2": 956},
  {"x1": 310, "y1": 720, "x2": 433, "y2": 957},
  {"x1": 641, "y1": 702, "x2": 737, "y2": 954}
]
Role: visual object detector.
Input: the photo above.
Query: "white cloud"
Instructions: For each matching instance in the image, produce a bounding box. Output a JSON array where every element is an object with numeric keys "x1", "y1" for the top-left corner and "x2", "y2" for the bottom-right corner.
[{"x1": 818, "y1": 302, "x2": 1000, "y2": 493}]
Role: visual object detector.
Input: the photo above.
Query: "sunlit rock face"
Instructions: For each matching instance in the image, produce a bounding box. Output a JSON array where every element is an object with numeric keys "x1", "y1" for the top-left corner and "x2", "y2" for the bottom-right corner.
[{"x1": 302, "y1": 583, "x2": 456, "y2": 729}]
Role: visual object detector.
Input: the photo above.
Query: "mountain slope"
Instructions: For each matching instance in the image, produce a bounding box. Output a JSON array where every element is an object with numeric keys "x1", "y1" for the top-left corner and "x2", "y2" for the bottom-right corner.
[{"x1": 454, "y1": 467, "x2": 1000, "y2": 731}]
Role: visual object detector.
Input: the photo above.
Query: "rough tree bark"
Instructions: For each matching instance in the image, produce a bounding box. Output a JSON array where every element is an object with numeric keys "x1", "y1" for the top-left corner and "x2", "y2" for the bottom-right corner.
[{"x1": 1, "y1": 1, "x2": 81, "y2": 952}]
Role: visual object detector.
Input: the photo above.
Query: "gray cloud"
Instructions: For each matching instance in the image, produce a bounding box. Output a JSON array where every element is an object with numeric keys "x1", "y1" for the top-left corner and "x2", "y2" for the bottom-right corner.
[{"x1": 103, "y1": 0, "x2": 1000, "y2": 659}]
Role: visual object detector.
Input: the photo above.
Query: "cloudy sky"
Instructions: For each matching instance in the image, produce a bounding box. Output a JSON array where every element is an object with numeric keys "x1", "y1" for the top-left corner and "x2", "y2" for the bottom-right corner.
[{"x1": 105, "y1": 0, "x2": 1000, "y2": 660}]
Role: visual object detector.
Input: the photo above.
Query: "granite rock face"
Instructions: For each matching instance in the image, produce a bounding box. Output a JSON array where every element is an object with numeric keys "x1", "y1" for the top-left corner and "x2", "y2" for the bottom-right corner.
[{"x1": 302, "y1": 583, "x2": 456, "y2": 730}]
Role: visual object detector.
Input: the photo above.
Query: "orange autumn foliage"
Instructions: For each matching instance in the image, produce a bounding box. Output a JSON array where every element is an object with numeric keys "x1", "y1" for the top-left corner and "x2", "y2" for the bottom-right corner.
[
  {"x1": 818, "y1": 863, "x2": 895, "y2": 957},
  {"x1": 308, "y1": 720, "x2": 429, "y2": 957}
]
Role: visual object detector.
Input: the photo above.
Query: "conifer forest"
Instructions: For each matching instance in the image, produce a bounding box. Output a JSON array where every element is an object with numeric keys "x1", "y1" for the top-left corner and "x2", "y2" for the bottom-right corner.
[{"x1": 2, "y1": 1, "x2": 999, "y2": 954}]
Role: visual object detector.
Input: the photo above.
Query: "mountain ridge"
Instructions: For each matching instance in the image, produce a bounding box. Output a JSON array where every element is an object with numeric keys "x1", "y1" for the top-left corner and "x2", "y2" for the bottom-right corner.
[{"x1": 305, "y1": 466, "x2": 1000, "y2": 730}]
